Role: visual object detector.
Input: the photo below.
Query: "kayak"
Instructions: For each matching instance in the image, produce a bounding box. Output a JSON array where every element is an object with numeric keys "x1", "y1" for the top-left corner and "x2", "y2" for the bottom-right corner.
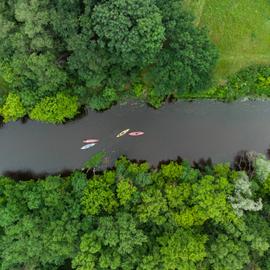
[
  {"x1": 116, "y1": 129, "x2": 130, "y2": 138},
  {"x1": 80, "y1": 143, "x2": 96, "y2": 150},
  {"x1": 128, "y1": 131, "x2": 144, "y2": 136},
  {"x1": 83, "y1": 139, "x2": 99, "y2": 143}
]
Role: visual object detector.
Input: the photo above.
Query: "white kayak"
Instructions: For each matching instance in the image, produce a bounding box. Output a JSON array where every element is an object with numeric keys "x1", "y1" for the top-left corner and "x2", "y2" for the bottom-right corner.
[
  {"x1": 116, "y1": 129, "x2": 130, "y2": 138},
  {"x1": 80, "y1": 143, "x2": 96, "y2": 150}
]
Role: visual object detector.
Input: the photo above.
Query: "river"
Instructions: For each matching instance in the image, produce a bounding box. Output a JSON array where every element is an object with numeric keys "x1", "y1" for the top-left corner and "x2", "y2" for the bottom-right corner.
[{"x1": 1, "y1": 100, "x2": 270, "y2": 177}]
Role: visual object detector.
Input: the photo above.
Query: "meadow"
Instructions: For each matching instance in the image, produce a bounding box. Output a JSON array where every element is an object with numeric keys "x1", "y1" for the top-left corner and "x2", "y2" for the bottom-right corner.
[{"x1": 184, "y1": 0, "x2": 270, "y2": 83}]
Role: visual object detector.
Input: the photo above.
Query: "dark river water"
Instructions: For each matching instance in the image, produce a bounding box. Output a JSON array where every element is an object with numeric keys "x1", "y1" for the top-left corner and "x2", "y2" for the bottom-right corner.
[{"x1": 1, "y1": 100, "x2": 270, "y2": 176}]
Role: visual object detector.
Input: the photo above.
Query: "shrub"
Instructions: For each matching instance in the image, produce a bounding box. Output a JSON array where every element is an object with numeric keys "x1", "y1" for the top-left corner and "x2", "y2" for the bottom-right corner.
[
  {"x1": 88, "y1": 87, "x2": 118, "y2": 111},
  {"x1": 29, "y1": 93, "x2": 79, "y2": 123},
  {"x1": 146, "y1": 88, "x2": 165, "y2": 108},
  {"x1": 0, "y1": 92, "x2": 26, "y2": 123}
]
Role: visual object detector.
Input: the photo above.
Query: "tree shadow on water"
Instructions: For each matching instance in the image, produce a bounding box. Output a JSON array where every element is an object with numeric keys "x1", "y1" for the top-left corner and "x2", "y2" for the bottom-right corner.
[
  {"x1": 3, "y1": 169, "x2": 73, "y2": 181},
  {"x1": 233, "y1": 150, "x2": 259, "y2": 177},
  {"x1": 193, "y1": 158, "x2": 213, "y2": 174},
  {"x1": 157, "y1": 156, "x2": 183, "y2": 169},
  {"x1": 62, "y1": 106, "x2": 88, "y2": 125}
]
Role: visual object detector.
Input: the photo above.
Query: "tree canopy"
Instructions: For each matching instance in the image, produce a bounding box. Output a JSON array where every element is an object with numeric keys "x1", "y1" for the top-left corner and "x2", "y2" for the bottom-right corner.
[
  {"x1": 0, "y1": 0, "x2": 217, "y2": 122},
  {"x1": 1, "y1": 154, "x2": 270, "y2": 269}
]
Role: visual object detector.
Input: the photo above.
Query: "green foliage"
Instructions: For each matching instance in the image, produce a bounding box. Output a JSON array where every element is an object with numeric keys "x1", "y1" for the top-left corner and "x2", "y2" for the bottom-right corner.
[
  {"x1": 88, "y1": 87, "x2": 118, "y2": 111},
  {"x1": 146, "y1": 88, "x2": 165, "y2": 108},
  {"x1": 0, "y1": 173, "x2": 86, "y2": 270},
  {"x1": 2, "y1": 156, "x2": 270, "y2": 269},
  {"x1": 29, "y1": 93, "x2": 79, "y2": 123},
  {"x1": 92, "y1": 0, "x2": 165, "y2": 69},
  {"x1": 146, "y1": 0, "x2": 218, "y2": 96},
  {"x1": 159, "y1": 229, "x2": 208, "y2": 269},
  {"x1": 0, "y1": 92, "x2": 26, "y2": 122},
  {"x1": 73, "y1": 212, "x2": 147, "y2": 270},
  {"x1": 174, "y1": 175, "x2": 237, "y2": 227},
  {"x1": 206, "y1": 234, "x2": 250, "y2": 270},
  {"x1": 254, "y1": 154, "x2": 270, "y2": 182},
  {"x1": 117, "y1": 179, "x2": 137, "y2": 206},
  {"x1": 214, "y1": 65, "x2": 270, "y2": 100},
  {"x1": 133, "y1": 83, "x2": 145, "y2": 98},
  {"x1": 184, "y1": 0, "x2": 270, "y2": 82},
  {"x1": 177, "y1": 65, "x2": 270, "y2": 101},
  {"x1": 82, "y1": 171, "x2": 118, "y2": 216},
  {"x1": 83, "y1": 151, "x2": 107, "y2": 171},
  {"x1": 137, "y1": 187, "x2": 168, "y2": 224},
  {"x1": 0, "y1": 0, "x2": 218, "y2": 120}
]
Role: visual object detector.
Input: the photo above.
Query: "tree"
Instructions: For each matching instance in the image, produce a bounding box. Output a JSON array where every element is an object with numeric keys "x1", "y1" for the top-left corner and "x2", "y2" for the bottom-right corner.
[
  {"x1": 146, "y1": 0, "x2": 218, "y2": 97},
  {"x1": 136, "y1": 187, "x2": 168, "y2": 225},
  {"x1": 206, "y1": 234, "x2": 250, "y2": 270},
  {"x1": 158, "y1": 228, "x2": 208, "y2": 270},
  {"x1": 88, "y1": 87, "x2": 118, "y2": 111},
  {"x1": 0, "y1": 0, "x2": 72, "y2": 94},
  {"x1": 82, "y1": 171, "x2": 118, "y2": 216},
  {"x1": 72, "y1": 212, "x2": 148, "y2": 270},
  {"x1": 0, "y1": 0, "x2": 218, "y2": 117},
  {"x1": 83, "y1": 151, "x2": 107, "y2": 172},
  {"x1": 0, "y1": 173, "x2": 87, "y2": 270},
  {"x1": 3, "y1": 156, "x2": 270, "y2": 270},
  {"x1": 29, "y1": 93, "x2": 79, "y2": 123},
  {"x1": 0, "y1": 92, "x2": 26, "y2": 122},
  {"x1": 92, "y1": 0, "x2": 165, "y2": 69},
  {"x1": 229, "y1": 171, "x2": 262, "y2": 216},
  {"x1": 116, "y1": 179, "x2": 137, "y2": 206}
]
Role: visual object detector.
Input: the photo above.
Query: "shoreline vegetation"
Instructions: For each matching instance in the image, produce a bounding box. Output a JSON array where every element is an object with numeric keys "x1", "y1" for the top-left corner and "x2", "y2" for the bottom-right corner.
[
  {"x1": 0, "y1": 0, "x2": 216, "y2": 124},
  {"x1": 0, "y1": 0, "x2": 270, "y2": 123},
  {"x1": 1, "y1": 64, "x2": 270, "y2": 125},
  {"x1": 1, "y1": 152, "x2": 270, "y2": 269},
  {"x1": 1, "y1": 1, "x2": 270, "y2": 269}
]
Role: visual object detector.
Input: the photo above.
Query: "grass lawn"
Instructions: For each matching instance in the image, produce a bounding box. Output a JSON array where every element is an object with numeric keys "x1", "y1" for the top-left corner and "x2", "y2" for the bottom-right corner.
[{"x1": 183, "y1": 0, "x2": 270, "y2": 83}]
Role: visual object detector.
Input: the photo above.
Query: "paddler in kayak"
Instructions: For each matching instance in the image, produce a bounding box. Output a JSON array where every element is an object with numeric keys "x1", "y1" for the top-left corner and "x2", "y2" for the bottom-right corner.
[
  {"x1": 116, "y1": 129, "x2": 130, "y2": 138},
  {"x1": 80, "y1": 143, "x2": 96, "y2": 150},
  {"x1": 128, "y1": 131, "x2": 144, "y2": 136},
  {"x1": 83, "y1": 139, "x2": 99, "y2": 143}
]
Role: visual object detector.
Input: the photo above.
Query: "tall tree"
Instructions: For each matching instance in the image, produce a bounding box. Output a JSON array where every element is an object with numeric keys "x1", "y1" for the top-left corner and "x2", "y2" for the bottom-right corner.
[{"x1": 0, "y1": 172, "x2": 87, "y2": 270}]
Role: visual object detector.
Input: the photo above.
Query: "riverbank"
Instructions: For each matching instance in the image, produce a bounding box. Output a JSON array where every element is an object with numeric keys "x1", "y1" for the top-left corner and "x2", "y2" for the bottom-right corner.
[
  {"x1": 1, "y1": 153, "x2": 269, "y2": 270},
  {"x1": 1, "y1": 100, "x2": 270, "y2": 175}
]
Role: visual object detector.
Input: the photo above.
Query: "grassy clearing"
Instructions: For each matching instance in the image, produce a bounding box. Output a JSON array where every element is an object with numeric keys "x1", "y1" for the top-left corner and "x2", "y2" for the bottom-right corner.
[{"x1": 183, "y1": 0, "x2": 270, "y2": 83}]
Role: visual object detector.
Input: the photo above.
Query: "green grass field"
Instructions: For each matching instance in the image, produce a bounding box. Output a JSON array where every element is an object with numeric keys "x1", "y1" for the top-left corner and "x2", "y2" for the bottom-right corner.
[{"x1": 183, "y1": 0, "x2": 270, "y2": 84}]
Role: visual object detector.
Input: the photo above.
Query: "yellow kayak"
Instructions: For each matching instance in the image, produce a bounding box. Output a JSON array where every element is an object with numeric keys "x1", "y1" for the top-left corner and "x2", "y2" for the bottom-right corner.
[{"x1": 116, "y1": 129, "x2": 130, "y2": 138}]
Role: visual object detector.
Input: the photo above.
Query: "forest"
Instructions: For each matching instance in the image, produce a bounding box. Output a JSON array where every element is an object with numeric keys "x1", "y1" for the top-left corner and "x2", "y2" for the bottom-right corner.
[
  {"x1": 0, "y1": 0, "x2": 217, "y2": 123},
  {"x1": 1, "y1": 1, "x2": 270, "y2": 269},
  {"x1": 0, "y1": 152, "x2": 270, "y2": 269}
]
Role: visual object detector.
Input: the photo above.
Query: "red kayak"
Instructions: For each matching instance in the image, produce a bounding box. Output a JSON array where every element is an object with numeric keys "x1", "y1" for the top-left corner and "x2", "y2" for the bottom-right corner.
[
  {"x1": 128, "y1": 131, "x2": 144, "y2": 136},
  {"x1": 83, "y1": 139, "x2": 99, "y2": 143}
]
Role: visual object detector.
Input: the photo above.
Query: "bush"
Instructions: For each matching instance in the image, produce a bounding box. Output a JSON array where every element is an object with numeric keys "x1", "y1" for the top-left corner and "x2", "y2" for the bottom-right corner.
[
  {"x1": 29, "y1": 93, "x2": 79, "y2": 123},
  {"x1": 146, "y1": 88, "x2": 165, "y2": 108},
  {"x1": 215, "y1": 65, "x2": 270, "y2": 100},
  {"x1": 88, "y1": 87, "x2": 118, "y2": 111},
  {"x1": 175, "y1": 65, "x2": 270, "y2": 101},
  {"x1": 0, "y1": 92, "x2": 26, "y2": 123}
]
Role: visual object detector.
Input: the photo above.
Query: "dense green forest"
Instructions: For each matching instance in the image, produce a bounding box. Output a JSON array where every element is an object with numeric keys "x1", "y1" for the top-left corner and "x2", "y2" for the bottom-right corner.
[
  {"x1": 1, "y1": 0, "x2": 270, "y2": 123},
  {"x1": 1, "y1": 1, "x2": 270, "y2": 269},
  {"x1": 1, "y1": 152, "x2": 270, "y2": 269},
  {"x1": 0, "y1": 0, "x2": 217, "y2": 123}
]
